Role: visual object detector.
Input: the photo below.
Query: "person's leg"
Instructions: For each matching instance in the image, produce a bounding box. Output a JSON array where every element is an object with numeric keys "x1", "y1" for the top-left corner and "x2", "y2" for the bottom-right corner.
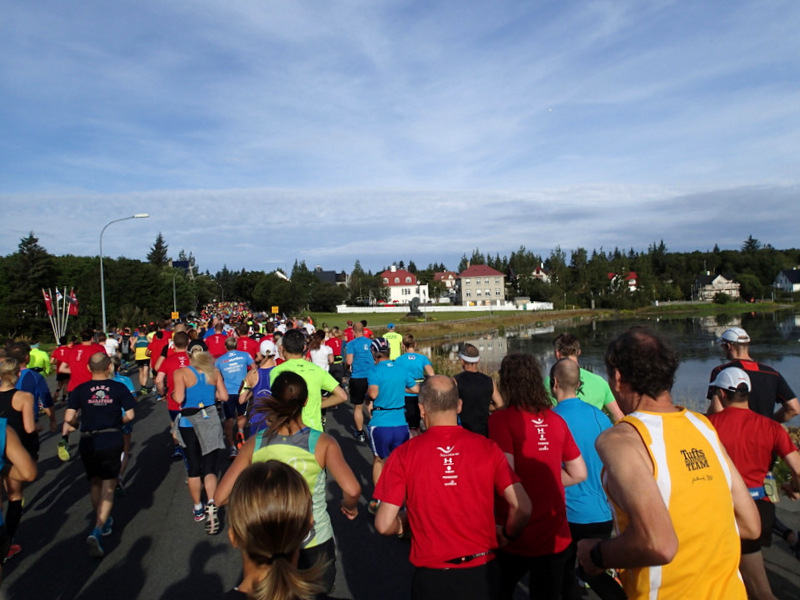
[
  {"x1": 526, "y1": 549, "x2": 570, "y2": 600},
  {"x1": 739, "y1": 551, "x2": 777, "y2": 600},
  {"x1": 372, "y1": 456, "x2": 384, "y2": 489},
  {"x1": 94, "y1": 479, "x2": 116, "y2": 530},
  {"x1": 4, "y1": 478, "x2": 23, "y2": 542},
  {"x1": 299, "y1": 538, "x2": 337, "y2": 593},
  {"x1": 497, "y1": 551, "x2": 531, "y2": 600}
]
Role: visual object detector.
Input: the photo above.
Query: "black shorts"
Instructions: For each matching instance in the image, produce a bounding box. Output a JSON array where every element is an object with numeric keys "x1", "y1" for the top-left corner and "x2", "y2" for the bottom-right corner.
[
  {"x1": 742, "y1": 499, "x2": 775, "y2": 554},
  {"x1": 79, "y1": 442, "x2": 123, "y2": 481},
  {"x1": 179, "y1": 426, "x2": 219, "y2": 479},
  {"x1": 349, "y1": 378, "x2": 368, "y2": 405},
  {"x1": 223, "y1": 394, "x2": 246, "y2": 420},
  {"x1": 56, "y1": 372, "x2": 70, "y2": 382},
  {"x1": 405, "y1": 395, "x2": 421, "y2": 429},
  {"x1": 136, "y1": 359, "x2": 149, "y2": 367}
]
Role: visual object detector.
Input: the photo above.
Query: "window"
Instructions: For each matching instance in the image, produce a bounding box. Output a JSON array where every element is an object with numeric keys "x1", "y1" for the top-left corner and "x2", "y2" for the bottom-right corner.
[
  {"x1": 485, "y1": 289, "x2": 490, "y2": 297},
  {"x1": 402, "y1": 288, "x2": 411, "y2": 295},
  {"x1": 405, "y1": 277, "x2": 412, "y2": 283},
  {"x1": 484, "y1": 278, "x2": 490, "y2": 284},
  {"x1": 383, "y1": 278, "x2": 389, "y2": 284},
  {"x1": 495, "y1": 278, "x2": 500, "y2": 285},
  {"x1": 465, "y1": 290, "x2": 472, "y2": 297},
  {"x1": 465, "y1": 278, "x2": 471, "y2": 285},
  {"x1": 495, "y1": 288, "x2": 501, "y2": 296},
  {"x1": 476, "y1": 289, "x2": 482, "y2": 296},
  {"x1": 394, "y1": 277, "x2": 400, "y2": 283}
]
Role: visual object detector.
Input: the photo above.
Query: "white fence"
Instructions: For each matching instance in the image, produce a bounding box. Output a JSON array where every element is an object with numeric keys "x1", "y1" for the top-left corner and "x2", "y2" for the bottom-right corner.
[{"x1": 335, "y1": 302, "x2": 553, "y2": 314}]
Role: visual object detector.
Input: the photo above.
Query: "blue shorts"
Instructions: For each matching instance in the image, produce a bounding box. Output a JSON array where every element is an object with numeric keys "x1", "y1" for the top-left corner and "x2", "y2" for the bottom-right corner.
[
  {"x1": 368, "y1": 425, "x2": 409, "y2": 459},
  {"x1": 223, "y1": 394, "x2": 246, "y2": 419}
]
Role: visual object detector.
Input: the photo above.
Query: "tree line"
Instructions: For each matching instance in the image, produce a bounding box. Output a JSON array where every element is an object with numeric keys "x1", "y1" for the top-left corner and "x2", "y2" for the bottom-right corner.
[{"x1": 1, "y1": 232, "x2": 797, "y2": 338}]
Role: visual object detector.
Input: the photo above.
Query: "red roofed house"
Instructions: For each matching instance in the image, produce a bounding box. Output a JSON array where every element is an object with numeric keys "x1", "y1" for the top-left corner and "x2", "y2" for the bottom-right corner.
[
  {"x1": 457, "y1": 265, "x2": 506, "y2": 306},
  {"x1": 380, "y1": 265, "x2": 429, "y2": 304},
  {"x1": 433, "y1": 271, "x2": 458, "y2": 290},
  {"x1": 608, "y1": 271, "x2": 638, "y2": 292}
]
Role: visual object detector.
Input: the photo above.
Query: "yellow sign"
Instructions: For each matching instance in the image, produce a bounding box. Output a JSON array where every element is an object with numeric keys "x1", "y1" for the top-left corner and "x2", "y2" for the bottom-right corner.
[
  {"x1": 171, "y1": 311, "x2": 179, "y2": 320},
  {"x1": 271, "y1": 306, "x2": 279, "y2": 314}
]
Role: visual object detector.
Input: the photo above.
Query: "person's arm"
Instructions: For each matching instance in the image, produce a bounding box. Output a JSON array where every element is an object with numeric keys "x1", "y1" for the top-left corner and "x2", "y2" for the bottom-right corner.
[
  {"x1": 320, "y1": 385, "x2": 347, "y2": 410},
  {"x1": 318, "y1": 434, "x2": 361, "y2": 519},
  {"x1": 725, "y1": 449, "x2": 761, "y2": 540},
  {"x1": 706, "y1": 392, "x2": 724, "y2": 416},
  {"x1": 497, "y1": 482, "x2": 531, "y2": 546},
  {"x1": 562, "y1": 455, "x2": 587, "y2": 487},
  {"x1": 367, "y1": 384, "x2": 379, "y2": 401},
  {"x1": 62, "y1": 408, "x2": 79, "y2": 437},
  {"x1": 423, "y1": 364, "x2": 435, "y2": 378},
  {"x1": 215, "y1": 436, "x2": 256, "y2": 506},
  {"x1": 405, "y1": 383, "x2": 420, "y2": 395},
  {"x1": 774, "y1": 397, "x2": 800, "y2": 423},
  {"x1": 490, "y1": 380, "x2": 504, "y2": 410},
  {"x1": 172, "y1": 370, "x2": 186, "y2": 405},
  {"x1": 780, "y1": 450, "x2": 800, "y2": 500},
  {"x1": 577, "y1": 425, "x2": 678, "y2": 576},
  {"x1": 17, "y1": 392, "x2": 36, "y2": 434},
  {"x1": 346, "y1": 352, "x2": 353, "y2": 367},
  {"x1": 374, "y1": 501, "x2": 407, "y2": 536},
  {"x1": 155, "y1": 371, "x2": 167, "y2": 397},
  {"x1": 214, "y1": 369, "x2": 229, "y2": 403},
  {"x1": 605, "y1": 400, "x2": 625, "y2": 423},
  {"x1": 4, "y1": 428, "x2": 37, "y2": 483},
  {"x1": 122, "y1": 408, "x2": 135, "y2": 424},
  {"x1": 327, "y1": 352, "x2": 334, "y2": 366}
]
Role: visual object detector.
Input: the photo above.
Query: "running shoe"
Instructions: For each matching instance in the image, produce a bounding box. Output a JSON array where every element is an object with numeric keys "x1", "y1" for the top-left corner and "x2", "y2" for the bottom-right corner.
[
  {"x1": 228, "y1": 446, "x2": 238, "y2": 460},
  {"x1": 86, "y1": 528, "x2": 104, "y2": 558},
  {"x1": 4, "y1": 544, "x2": 21, "y2": 562},
  {"x1": 354, "y1": 429, "x2": 366, "y2": 443},
  {"x1": 367, "y1": 499, "x2": 381, "y2": 515},
  {"x1": 172, "y1": 445, "x2": 184, "y2": 460},
  {"x1": 193, "y1": 505, "x2": 206, "y2": 522},
  {"x1": 101, "y1": 516, "x2": 114, "y2": 537},
  {"x1": 234, "y1": 431, "x2": 245, "y2": 450},
  {"x1": 205, "y1": 502, "x2": 220, "y2": 535},
  {"x1": 57, "y1": 440, "x2": 70, "y2": 462},
  {"x1": 115, "y1": 481, "x2": 125, "y2": 496}
]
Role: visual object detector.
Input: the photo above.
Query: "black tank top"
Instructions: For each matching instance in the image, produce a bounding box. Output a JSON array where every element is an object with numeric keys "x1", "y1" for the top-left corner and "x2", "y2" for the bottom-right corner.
[
  {"x1": 454, "y1": 371, "x2": 494, "y2": 437},
  {"x1": 0, "y1": 388, "x2": 38, "y2": 457}
]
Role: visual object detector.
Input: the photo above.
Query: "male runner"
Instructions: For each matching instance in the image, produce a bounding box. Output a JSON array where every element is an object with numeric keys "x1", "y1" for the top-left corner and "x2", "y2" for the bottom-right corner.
[
  {"x1": 345, "y1": 322, "x2": 374, "y2": 442},
  {"x1": 394, "y1": 335, "x2": 434, "y2": 436},
  {"x1": 215, "y1": 337, "x2": 254, "y2": 457},
  {"x1": 155, "y1": 331, "x2": 191, "y2": 459},
  {"x1": 383, "y1": 323, "x2": 403, "y2": 360},
  {"x1": 453, "y1": 343, "x2": 503, "y2": 437}
]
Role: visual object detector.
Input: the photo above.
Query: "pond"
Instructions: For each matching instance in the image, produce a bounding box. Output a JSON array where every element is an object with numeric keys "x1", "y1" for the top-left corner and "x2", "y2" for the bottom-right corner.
[{"x1": 431, "y1": 310, "x2": 800, "y2": 424}]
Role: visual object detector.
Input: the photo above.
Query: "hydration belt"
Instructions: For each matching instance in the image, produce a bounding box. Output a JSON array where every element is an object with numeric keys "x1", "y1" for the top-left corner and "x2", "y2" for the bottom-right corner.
[{"x1": 748, "y1": 486, "x2": 767, "y2": 501}]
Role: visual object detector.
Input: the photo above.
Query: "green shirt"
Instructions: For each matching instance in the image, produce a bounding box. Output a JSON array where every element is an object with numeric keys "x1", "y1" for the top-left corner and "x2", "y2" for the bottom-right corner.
[
  {"x1": 28, "y1": 347, "x2": 52, "y2": 375},
  {"x1": 270, "y1": 359, "x2": 339, "y2": 431},
  {"x1": 384, "y1": 331, "x2": 403, "y2": 360},
  {"x1": 546, "y1": 366, "x2": 615, "y2": 412}
]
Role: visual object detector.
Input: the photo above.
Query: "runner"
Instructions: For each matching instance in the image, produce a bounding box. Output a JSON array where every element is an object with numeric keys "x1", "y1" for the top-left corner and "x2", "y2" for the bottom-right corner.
[
  {"x1": 393, "y1": 334, "x2": 434, "y2": 437},
  {"x1": 383, "y1": 323, "x2": 403, "y2": 360},
  {"x1": 133, "y1": 327, "x2": 151, "y2": 394},
  {"x1": 172, "y1": 351, "x2": 227, "y2": 534},
  {"x1": 216, "y1": 371, "x2": 361, "y2": 594},
  {"x1": 215, "y1": 337, "x2": 254, "y2": 458},
  {"x1": 63, "y1": 352, "x2": 135, "y2": 558},
  {"x1": 154, "y1": 332, "x2": 192, "y2": 460},
  {"x1": 453, "y1": 343, "x2": 502, "y2": 437},
  {"x1": 345, "y1": 323, "x2": 373, "y2": 442}
]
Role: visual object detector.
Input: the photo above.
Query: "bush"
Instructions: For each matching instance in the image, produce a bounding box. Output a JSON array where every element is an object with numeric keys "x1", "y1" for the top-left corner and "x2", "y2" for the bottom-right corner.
[{"x1": 713, "y1": 292, "x2": 731, "y2": 304}]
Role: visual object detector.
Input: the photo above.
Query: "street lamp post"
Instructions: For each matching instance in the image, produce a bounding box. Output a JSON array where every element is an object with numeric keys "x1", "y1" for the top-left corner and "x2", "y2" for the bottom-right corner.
[{"x1": 100, "y1": 214, "x2": 149, "y2": 333}]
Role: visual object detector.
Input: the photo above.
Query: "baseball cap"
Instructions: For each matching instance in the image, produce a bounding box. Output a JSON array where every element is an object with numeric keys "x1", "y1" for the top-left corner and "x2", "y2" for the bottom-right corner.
[
  {"x1": 458, "y1": 343, "x2": 480, "y2": 363},
  {"x1": 259, "y1": 339, "x2": 279, "y2": 357},
  {"x1": 371, "y1": 337, "x2": 390, "y2": 355},
  {"x1": 387, "y1": 323, "x2": 395, "y2": 329},
  {"x1": 716, "y1": 327, "x2": 751, "y2": 345},
  {"x1": 710, "y1": 366, "x2": 751, "y2": 393}
]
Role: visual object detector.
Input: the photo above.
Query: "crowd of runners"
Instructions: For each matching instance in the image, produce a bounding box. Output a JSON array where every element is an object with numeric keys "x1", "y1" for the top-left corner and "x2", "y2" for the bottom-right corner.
[{"x1": 0, "y1": 304, "x2": 799, "y2": 599}]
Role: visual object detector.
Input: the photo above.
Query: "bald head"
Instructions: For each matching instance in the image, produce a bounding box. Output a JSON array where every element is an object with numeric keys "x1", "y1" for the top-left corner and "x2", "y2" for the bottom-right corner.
[
  {"x1": 550, "y1": 358, "x2": 581, "y2": 400},
  {"x1": 89, "y1": 352, "x2": 111, "y2": 374},
  {"x1": 419, "y1": 375, "x2": 459, "y2": 414},
  {"x1": 353, "y1": 322, "x2": 364, "y2": 335}
]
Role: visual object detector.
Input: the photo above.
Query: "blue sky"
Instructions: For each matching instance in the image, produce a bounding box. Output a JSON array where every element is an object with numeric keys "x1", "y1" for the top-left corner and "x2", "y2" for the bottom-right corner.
[{"x1": 2, "y1": 0, "x2": 798, "y2": 275}]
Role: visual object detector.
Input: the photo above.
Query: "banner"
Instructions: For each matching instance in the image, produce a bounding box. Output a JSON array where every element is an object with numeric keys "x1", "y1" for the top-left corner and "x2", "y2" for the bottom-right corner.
[
  {"x1": 68, "y1": 289, "x2": 79, "y2": 316},
  {"x1": 42, "y1": 289, "x2": 53, "y2": 316}
]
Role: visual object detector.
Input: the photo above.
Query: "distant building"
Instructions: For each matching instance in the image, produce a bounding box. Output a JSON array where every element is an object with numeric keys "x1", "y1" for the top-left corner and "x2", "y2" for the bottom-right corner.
[
  {"x1": 531, "y1": 264, "x2": 550, "y2": 283},
  {"x1": 456, "y1": 264, "x2": 506, "y2": 306},
  {"x1": 313, "y1": 266, "x2": 348, "y2": 287},
  {"x1": 380, "y1": 265, "x2": 429, "y2": 304},
  {"x1": 694, "y1": 273, "x2": 740, "y2": 301},
  {"x1": 607, "y1": 271, "x2": 638, "y2": 293},
  {"x1": 774, "y1": 268, "x2": 800, "y2": 293},
  {"x1": 433, "y1": 271, "x2": 458, "y2": 290}
]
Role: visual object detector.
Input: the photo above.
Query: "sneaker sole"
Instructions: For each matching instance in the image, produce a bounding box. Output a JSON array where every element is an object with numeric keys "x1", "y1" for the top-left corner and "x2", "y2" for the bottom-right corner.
[
  {"x1": 57, "y1": 447, "x2": 70, "y2": 461},
  {"x1": 86, "y1": 535, "x2": 104, "y2": 558}
]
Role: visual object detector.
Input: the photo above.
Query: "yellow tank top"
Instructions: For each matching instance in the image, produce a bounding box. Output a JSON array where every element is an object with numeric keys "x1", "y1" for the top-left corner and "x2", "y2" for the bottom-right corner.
[{"x1": 611, "y1": 408, "x2": 746, "y2": 600}]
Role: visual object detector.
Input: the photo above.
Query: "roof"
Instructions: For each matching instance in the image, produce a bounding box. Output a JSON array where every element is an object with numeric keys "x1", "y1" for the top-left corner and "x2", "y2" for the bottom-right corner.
[
  {"x1": 695, "y1": 273, "x2": 733, "y2": 286},
  {"x1": 778, "y1": 269, "x2": 800, "y2": 284},
  {"x1": 607, "y1": 271, "x2": 638, "y2": 281},
  {"x1": 434, "y1": 271, "x2": 458, "y2": 281},
  {"x1": 380, "y1": 268, "x2": 418, "y2": 286},
  {"x1": 458, "y1": 264, "x2": 505, "y2": 278},
  {"x1": 313, "y1": 268, "x2": 338, "y2": 285}
]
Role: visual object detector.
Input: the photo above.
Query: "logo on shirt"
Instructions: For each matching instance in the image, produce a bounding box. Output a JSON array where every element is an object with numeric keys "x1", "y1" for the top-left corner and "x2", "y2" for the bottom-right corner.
[
  {"x1": 437, "y1": 445, "x2": 459, "y2": 487},
  {"x1": 531, "y1": 418, "x2": 550, "y2": 451},
  {"x1": 680, "y1": 448, "x2": 710, "y2": 472}
]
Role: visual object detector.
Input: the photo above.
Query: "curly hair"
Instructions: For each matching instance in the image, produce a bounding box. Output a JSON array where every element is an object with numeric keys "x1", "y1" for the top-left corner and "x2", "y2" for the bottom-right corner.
[
  {"x1": 498, "y1": 353, "x2": 551, "y2": 413},
  {"x1": 604, "y1": 326, "x2": 679, "y2": 398}
]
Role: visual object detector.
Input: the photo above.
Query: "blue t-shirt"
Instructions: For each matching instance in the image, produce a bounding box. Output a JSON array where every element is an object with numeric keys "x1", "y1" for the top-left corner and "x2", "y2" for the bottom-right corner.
[
  {"x1": 17, "y1": 368, "x2": 53, "y2": 421},
  {"x1": 346, "y1": 337, "x2": 374, "y2": 379},
  {"x1": 367, "y1": 360, "x2": 416, "y2": 428},
  {"x1": 113, "y1": 373, "x2": 136, "y2": 394},
  {"x1": 552, "y1": 397, "x2": 613, "y2": 524},
  {"x1": 215, "y1": 350, "x2": 254, "y2": 394},
  {"x1": 393, "y1": 353, "x2": 431, "y2": 397}
]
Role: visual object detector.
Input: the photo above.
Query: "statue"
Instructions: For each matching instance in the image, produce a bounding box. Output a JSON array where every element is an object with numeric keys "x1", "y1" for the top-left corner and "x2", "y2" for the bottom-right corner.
[{"x1": 407, "y1": 296, "x2": 424, "y2": 317}]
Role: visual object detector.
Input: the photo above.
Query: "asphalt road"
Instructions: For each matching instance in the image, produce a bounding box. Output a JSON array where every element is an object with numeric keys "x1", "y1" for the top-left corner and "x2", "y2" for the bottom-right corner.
[{"x1": 2, "y1": 375, "x2": 799, "y2": 600}]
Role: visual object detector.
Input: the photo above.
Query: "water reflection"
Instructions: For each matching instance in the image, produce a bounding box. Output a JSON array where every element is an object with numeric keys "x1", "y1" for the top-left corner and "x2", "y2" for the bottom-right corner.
[{"x1": 432, "y1": 310, "x2": 800, "y2": 423}]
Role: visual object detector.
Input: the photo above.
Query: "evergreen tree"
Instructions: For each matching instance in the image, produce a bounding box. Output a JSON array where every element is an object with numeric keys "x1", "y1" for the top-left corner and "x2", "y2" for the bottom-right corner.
[{"x1": 147, "y1": 232, "x2": 170, "y2": 266}]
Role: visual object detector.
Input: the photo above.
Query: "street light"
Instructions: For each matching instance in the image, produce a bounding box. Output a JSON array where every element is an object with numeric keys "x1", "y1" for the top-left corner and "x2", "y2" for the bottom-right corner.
[{"x1": 100, "y1": 214, "x2": 149, "y2": 333}]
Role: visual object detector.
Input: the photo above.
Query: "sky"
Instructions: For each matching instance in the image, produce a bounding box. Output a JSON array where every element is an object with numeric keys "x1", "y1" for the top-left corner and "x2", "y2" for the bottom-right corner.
[{"x1": 2, "y1": 0, "x2": 799, "y2": 275}]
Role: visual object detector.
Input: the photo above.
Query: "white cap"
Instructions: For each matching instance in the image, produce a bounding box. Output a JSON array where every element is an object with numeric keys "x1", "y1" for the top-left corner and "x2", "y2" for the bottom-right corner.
[
  {"x1": 710, "y1": 366, "x2": 751, "y2": 393},
  {"x1": 259, "y1": 339, "x2": 278, "y2": 357},
  {"x1": 716, "y1": 327, "x2": 750, "y2": 345}
]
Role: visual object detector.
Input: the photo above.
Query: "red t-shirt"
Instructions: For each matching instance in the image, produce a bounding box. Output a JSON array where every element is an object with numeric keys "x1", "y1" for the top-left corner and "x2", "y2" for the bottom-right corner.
[
  {"x1": 489, "y1": 406, "x2": 580, "y2": 556},
  {"x1": 374, "y1": 425, "x2": 518, "y2": 569},
  {"x1": 64, "y1": 343, "x2": 107, "y2": 391},
  {"x1": 236, "y1": 336, "x2": 259, "y2": 360},
  {"x1": 363, "y1": 327, "x2": 373, "y2": 339},
  {"x1": 148, "y1": 337, "x2": 169, "y2": 370},
  {"x1": 52, "y1": 345, "x2": 72, "y2": 374},
  {"x1": 206, "y1": 333, "x2": 228, "y2": 358},
  {"x1": 160, "y1": 351, "x2": 191, "y2": 411},
  {"x1": 708, "y1": 407, "x2": 797, "y2": 489},
  {"x1": 343, "y1": 328, "x2": 354, "y2": 342},
  {"x1": 325, "y1": 337, "x2": 343, "y2": 357}
]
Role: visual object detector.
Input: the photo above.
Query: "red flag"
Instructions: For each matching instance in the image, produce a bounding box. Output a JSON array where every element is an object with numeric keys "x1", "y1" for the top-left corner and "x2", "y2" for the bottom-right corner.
[
  {"x1": 42, "y1": 289, "x2": 53, "y2": 316},
  {"x1": 68, "y1": 289, "x2": 79, "y2": 316}
]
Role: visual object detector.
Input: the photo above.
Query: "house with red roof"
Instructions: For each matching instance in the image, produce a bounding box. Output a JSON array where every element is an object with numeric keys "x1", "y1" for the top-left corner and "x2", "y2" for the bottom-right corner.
[
  {"x1": 433, "y1": 271, "x2": 458, "y2": 290},
  {"x1": 607, "y1": 271, "x2": 638, "y2": 292},
  {"x1": 380, "y1": 265, "x2": 429, "y2": 304},
  {"x1": 456, "y1": 264, "x2": 506, "y2": 306}
]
